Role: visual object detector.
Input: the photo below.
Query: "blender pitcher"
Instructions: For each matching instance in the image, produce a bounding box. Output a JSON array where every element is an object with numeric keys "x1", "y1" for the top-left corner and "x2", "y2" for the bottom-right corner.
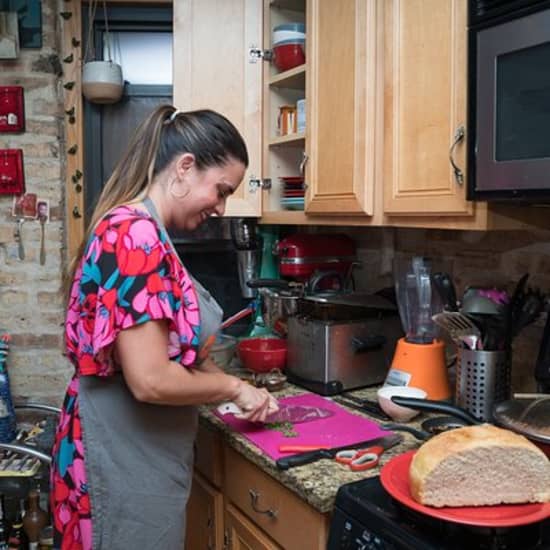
[{"x1": 385, "y1": 256, "x2": 451, "y2": 400}]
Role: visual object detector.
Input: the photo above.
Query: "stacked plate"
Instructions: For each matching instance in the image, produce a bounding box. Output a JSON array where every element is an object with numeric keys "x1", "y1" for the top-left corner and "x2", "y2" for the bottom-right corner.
[{"x1": 280, "y1": 176, "x2": 305, "y2": 210}]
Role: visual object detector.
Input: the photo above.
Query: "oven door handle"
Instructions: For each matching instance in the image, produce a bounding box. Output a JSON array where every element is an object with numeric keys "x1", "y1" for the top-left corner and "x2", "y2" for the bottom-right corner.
[{"x1": 351, "y1": 335, "x2": 386, "y2": 353}]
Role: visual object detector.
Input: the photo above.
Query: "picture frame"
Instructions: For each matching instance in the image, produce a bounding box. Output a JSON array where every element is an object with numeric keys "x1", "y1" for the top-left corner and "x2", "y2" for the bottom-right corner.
[
  {"x1": 12, "y1": 192, "x2": 36, "y2": 218},
  {"x1": 36, "y1": 198, "x2": 49, "y2": 222},
  {"x1": 0, "y1": 11, "x2": 19, "y2": 59},
  {"x1": 0, "y1": 0, "x2": 41, "y2": 49}
]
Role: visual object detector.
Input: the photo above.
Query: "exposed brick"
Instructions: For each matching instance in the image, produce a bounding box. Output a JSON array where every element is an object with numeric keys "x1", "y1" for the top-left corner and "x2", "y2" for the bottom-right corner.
[
  {"x1": 10, "y1": 333, "x2": 63, "y2": 349},
  {"x1": 0, "y1": 290, "x2": 27, "y2": 307},
  {"x1": 37, "y1": 291, "x2": 63, "y2": 309}
]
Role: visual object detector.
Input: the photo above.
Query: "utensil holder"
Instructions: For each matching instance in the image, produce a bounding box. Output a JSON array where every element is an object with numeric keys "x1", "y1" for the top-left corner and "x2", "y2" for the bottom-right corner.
[{"x1": 456, "y1": 349, "x2": 511, "y2": 421}]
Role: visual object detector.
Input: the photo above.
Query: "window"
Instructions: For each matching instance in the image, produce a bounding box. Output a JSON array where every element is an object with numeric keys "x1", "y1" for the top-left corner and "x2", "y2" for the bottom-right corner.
[{"x1": 83, "y1": 6, "x2": 172, "y2": 221}]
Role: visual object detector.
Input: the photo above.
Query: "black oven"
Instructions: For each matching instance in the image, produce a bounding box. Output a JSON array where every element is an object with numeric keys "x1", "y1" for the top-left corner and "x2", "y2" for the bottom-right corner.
[{"x1": 468, "y1": 0, "x2": 550, "y2": 201}]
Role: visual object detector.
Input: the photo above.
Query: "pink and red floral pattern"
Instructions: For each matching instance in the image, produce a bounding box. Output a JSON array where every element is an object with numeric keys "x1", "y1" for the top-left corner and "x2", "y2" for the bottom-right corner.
[{"x1": 51, "y1": 206, "x2": 200, "y2": 549}]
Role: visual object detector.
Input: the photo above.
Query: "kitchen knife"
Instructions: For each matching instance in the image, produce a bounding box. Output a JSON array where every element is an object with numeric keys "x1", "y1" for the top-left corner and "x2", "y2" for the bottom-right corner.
[
  {"x1": 217, "y1": 402, "x2": 334, "y2": 424},
  {"x1": 275, "y1": 433, "x2": 403, "y2": 470}
]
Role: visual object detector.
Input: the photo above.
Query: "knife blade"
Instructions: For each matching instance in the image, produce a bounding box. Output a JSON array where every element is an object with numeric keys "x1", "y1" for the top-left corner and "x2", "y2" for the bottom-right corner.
[
  {"x1": 275, "y1": 433, "x2": 403, "y2": 470},
  {"x1": 217, "y1": 402, "x2": 334, "y2": 424}
]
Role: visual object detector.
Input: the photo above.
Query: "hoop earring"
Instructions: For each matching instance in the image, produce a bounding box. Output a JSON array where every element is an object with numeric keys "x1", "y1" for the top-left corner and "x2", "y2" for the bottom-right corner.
[{"x1": 169, "y1": 178, "x2": 191, "y2": 200}]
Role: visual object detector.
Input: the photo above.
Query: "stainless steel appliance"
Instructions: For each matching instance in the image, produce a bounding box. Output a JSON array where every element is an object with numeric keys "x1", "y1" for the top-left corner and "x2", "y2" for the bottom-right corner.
[
  {"x1": 286, "y1": 295, "x2": 402, "y2": 395},
  {"x1": 469, "y1": 0, "x2": 550, "y2": 200},
  {"x1": 327, "y1": 476, "x2": 550, "y2": 549}
]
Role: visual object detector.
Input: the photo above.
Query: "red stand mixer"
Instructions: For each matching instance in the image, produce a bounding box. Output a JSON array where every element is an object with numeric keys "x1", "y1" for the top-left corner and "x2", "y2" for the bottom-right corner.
[{"x1": 248, "y1": 233, "x2": 358, "y2": 335}]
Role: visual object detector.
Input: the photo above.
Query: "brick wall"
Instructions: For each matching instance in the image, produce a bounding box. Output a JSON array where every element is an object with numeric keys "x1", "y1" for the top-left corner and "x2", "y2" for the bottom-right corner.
[
  {"x1": 0, "y1": 1, "x2": 72, "y2": 405},
  {"x1": 345, "y1": 226, "x2": 550, "y2": 393},
  {"x1": 1, "y1": 2, "x2": 548, "y2": 406}
]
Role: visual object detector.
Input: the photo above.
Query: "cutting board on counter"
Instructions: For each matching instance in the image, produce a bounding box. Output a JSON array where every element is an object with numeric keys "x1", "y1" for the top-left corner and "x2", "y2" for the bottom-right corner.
[{"x1": 215, "y1": 393, "x2": 392, "y2": 461}]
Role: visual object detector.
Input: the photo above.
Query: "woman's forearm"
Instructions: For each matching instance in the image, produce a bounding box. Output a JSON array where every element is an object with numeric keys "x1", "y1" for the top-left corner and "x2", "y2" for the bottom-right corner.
[{"x1": 124, "y1": 358, "x2": 242, "y2": 406}]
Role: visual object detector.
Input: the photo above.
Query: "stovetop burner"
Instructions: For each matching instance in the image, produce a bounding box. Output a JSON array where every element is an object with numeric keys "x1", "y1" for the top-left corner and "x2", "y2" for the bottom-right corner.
[{"x1": 327, "y1": 476, "x2": 550, "y2": 550}]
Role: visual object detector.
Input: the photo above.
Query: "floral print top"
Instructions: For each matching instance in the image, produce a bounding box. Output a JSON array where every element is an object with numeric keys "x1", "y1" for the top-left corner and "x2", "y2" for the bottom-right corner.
[{"x1": 51, "y1": 205, "x2": 201, "y2": 549}]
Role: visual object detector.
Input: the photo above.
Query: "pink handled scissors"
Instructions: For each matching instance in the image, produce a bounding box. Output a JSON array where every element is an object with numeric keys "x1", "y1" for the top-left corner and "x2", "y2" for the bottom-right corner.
[{"x1": 334, "y1": 445, "x2": 384, "y2": 472}]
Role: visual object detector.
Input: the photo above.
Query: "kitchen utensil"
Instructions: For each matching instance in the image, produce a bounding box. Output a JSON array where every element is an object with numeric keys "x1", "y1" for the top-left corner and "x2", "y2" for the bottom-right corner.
[
  {"x1": 504, "y1": 273, "x2": 529, "y2": 348},
  {"x1": 385, "y1": 338, "x2": 450, "y2": 400},
  {"x1": 461, "y1": 294, "x2": 503, "y2": 315},
  {"x1": 215, "y1": 393, "x2": 395, "y2": 462},
  {"x1": 380, "y1": 422, "x2": 431, "y2": 441},
  {"x1": 278, "y1": 444, "x2": 330, "y2": 453},
  {"x1": 286, "y1": 312, "x2": 403, "y2": 396},
  {"x1": 275, "y1": 233, "x2": 356, "y2": 283},
  {"x1": 247, "y1": 278, "x2": 303, "y2": 335},
  {"x1": 431, "y1": 311, "x2": 482, "y2": 347},
  {"x1": 276, "y1": 433, "x2": 402, "y2": 470},
  {"x1": 14, "y1": 219, "x2": 24, "y2": 260},
  {"x1": 335, "y1": 444, "x2": 386, "y2": 472},
  {"x1": 381, "y1": 451, "x2": 550, "y2": 527},
  {"x1": 381, "y1": 415, "x2": 469, "y2": 443},
  {"x1": 334, "y1": 394, "x2": 390, "y2": 421},
  {"x1": 390, "y1": 396, "x2": 550, "y2": 456},
  {"x1": 198, "y1": 306, "x2": 255, "y2": 361},
  {"x1": 431, "y1": 272, "x2": 459, "y2": 312},
  {"x1": 386, "y1": 257, "x2": 451, "y2": 399},
  {"x1": 208, "y1": 334, "x2": 238, "y2": 370},
  {"x1": 39, "y1": 215, "x2": 46, "y2": 265},
  {"x1": 456, "y1": 347, "x2": 511, "y2": 421},
  {"x1": 237, "y1": 337, "x2": 287, "y2": 373},
  {"x1": 376, "y1": 386, "x2": 427, "y2": 422},
  {"x1": 272, "y1": 42, "x2": 305, "y2": 71},
  {"x1": 421, "y1": 415, "x2": 469, "y2": 435},
  {"x1": 216, "y1": 402, "x2": 334, "y2": 424},
  {"x1": 535, "y1": 310, "x2": 550, "y2": 393}
]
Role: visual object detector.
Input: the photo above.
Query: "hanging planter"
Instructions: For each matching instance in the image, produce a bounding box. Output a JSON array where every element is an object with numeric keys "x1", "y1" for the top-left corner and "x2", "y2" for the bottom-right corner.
[
  {"x1": 82, "y1": 60, "x2": 123, "y2": 104},
  {"x1": 81, "y1": 0, "x2": 123, "y2": 104}
]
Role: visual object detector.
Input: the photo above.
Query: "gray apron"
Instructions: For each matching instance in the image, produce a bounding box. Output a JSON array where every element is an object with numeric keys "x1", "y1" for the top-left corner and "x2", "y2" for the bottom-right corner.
[{"x1": 78, "y1": 198, "x2": 223, "y2": 549}]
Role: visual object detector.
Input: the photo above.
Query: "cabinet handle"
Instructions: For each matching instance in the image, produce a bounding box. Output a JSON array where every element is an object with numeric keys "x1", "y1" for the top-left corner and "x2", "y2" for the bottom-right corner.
[
  {"x1": 248, "y1": 489, "x2": 278, "y2": 518},
  {"x1": 449, "y1": 125, "x2": 465, "y2": 186}
]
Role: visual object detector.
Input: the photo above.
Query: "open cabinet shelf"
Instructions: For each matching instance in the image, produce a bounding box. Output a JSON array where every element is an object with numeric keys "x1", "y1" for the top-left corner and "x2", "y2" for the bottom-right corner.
[
  {"x1": 269, "y1": 64, "x2": 306, "y2": 89},
  {"x1": 263, "y1": 0, "x2": 307, "y2": 217}
]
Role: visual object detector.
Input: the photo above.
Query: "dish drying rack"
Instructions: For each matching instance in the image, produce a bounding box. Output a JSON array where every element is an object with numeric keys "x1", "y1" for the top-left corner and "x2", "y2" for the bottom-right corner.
[{"x1": 0, "y1": 403, "x2": 60, "y2": 475}]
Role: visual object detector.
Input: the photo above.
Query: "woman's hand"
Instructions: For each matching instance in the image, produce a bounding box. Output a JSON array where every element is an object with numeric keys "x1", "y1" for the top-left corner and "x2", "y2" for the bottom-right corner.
[{"x1": 233, "y1": 383, "x2": 279, "y2": 423}]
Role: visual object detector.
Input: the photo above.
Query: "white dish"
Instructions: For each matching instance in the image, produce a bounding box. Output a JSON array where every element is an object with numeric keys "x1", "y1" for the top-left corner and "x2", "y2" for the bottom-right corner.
[{"x1": 377, "y1": 385, "x2": 427, "y2": 422}]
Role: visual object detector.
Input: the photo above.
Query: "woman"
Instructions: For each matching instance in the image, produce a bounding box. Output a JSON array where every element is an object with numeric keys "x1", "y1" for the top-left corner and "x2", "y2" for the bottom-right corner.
[{"x1": 51, "y1": 105, "x2": 278, "y2": 549}]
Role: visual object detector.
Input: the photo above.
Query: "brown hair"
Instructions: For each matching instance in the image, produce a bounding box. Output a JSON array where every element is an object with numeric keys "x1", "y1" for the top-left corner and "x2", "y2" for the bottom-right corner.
[{"x1": 65, "y1": 105, "x2": 248, "y2": 297}]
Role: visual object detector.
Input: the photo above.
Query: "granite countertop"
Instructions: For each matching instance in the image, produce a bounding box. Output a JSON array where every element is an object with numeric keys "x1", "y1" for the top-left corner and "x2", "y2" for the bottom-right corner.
[{"x1": 199, "y1": 383, "x2": 427, "y2": 515}]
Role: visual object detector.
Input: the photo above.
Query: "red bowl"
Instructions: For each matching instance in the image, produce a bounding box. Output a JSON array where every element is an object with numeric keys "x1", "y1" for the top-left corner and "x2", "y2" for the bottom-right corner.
[
  {"x1": 272, "y1": 43, "x2": 305, "y2": 72},
  {"x1": 237, "y1": 338, "x2": 287, "y2": 373}
]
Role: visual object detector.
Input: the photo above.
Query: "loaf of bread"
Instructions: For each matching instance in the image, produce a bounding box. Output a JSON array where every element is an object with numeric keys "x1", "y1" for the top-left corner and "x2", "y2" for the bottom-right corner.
[{"x1": 409, "y1": 424, "x2": 550, "y2": 507}]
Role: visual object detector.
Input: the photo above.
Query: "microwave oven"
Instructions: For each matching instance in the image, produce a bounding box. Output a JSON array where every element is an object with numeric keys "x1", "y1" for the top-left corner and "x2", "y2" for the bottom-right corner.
[{"x1": 468, "y1": 0, "x2": 550, "y2": 201}]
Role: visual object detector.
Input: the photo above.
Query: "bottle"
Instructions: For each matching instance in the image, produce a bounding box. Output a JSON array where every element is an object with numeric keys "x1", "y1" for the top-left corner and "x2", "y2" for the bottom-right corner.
[
  {"x1": 7, "y1": 501, "x2": 27, "y2": 550},
  {"x1": 22, "y1": 491, "x2": 47, "y2": 550},
  {"x1": 0, "y1": 495, "x2": 8, "y2": 550}
]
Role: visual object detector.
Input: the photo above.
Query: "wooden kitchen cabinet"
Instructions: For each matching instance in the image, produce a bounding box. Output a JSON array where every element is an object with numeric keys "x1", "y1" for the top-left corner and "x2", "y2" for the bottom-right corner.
[
  {"x1": 173, "y1": 0, "x2": 263, "y2": 217},
  {"x1": 224, "y1": 503, "x2": 282, "y2": 550},
  {"x1": 305, "y1": 0, "x2": 377, "y2": 217},
  {"x1": 186, "y1": 472, "x2": 224, "y2": 550},
  {"x1": 173, "y1": 0, "x2": 544, "y2": 230},
  {"x1": 186, "y1": 424, "x2": 330, "y2": 550},
  {"x1": 382, "y1": 0, "x2": 470, "y2": 217}
]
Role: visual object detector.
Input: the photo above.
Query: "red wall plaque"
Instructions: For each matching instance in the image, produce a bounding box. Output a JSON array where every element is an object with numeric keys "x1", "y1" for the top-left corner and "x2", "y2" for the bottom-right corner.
[
  {"x1": 0, "y1": 149, "x2": 25, "y2": 195},
  {"x1": 0, "y1": 87, "x2": 25, "y2": 133}
]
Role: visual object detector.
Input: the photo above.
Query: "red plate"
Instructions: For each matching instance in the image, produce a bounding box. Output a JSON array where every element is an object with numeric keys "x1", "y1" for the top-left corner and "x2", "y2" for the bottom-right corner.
[{"x1": 380, "y1": 450, "x2": 550, "y2": 527}]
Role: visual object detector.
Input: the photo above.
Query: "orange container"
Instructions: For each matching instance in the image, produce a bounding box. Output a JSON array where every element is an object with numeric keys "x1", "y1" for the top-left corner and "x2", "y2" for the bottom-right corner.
[{"x1": 385, "y1": 337, "x2": 451, "y2": 401}]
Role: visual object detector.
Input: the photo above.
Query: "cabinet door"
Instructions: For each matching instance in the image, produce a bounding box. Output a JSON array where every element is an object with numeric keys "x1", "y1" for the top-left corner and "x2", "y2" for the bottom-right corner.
[
  {"x1": 306, "y1": 0, "x2": 377, "y2": 216},
  {"x1": 224, "y1": 503, "x2": 282, "y2": 550},
  {"x1": 173, "y1": 0, "x2": 263, "y2": 216},
  {"x1": 383, "y1": 0, "x2": 471, "y2": 216},
  {"x1": 186, "y1": 473, "x2": 224, "y2": 550}
]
